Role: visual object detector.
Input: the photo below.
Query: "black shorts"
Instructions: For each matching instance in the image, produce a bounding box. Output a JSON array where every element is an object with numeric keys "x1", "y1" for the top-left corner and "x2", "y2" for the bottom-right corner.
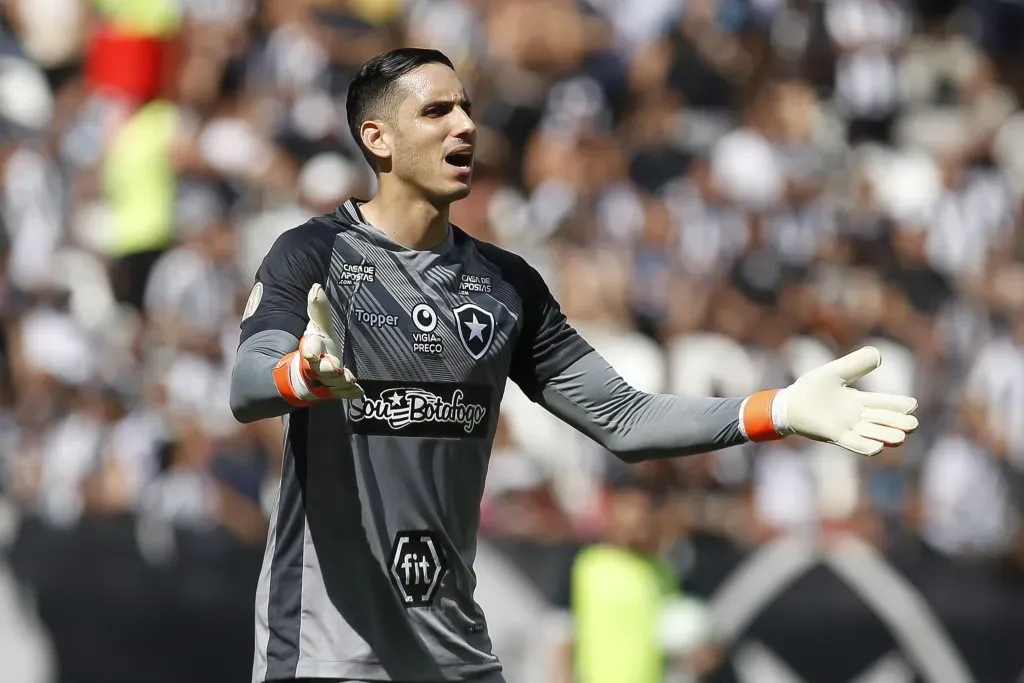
[{"x1": 109, "y1": 248, "x2": 165, "y2": 312}]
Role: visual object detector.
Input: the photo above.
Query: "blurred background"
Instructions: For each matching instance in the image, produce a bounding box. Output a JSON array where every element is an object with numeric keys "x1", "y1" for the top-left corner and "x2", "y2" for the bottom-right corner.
[{"x1": 2, "y1": 0, "x2": 1024, "y2": 681}]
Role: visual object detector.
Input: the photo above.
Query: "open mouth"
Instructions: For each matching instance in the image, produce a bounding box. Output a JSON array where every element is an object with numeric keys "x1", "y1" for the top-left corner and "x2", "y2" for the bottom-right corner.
[{"x1": 444, "y1": 150, "x2": 473, "y2": 170}]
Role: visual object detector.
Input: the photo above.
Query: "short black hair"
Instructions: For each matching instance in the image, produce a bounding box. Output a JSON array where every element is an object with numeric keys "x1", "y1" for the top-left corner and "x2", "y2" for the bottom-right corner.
[{"x1": 345, "y1": 48, "x2": 456, "y2": 170}]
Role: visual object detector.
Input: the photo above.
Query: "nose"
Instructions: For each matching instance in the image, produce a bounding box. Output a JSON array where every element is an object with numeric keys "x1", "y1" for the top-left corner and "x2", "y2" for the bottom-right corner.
[{"x1": 452, "y1": 106, "x2": 476, "y2": 140}]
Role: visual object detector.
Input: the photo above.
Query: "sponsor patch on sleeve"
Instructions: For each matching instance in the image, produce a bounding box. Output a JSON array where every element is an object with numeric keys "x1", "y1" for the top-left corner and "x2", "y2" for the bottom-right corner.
[{"x1": 241, "y1": 282, "x2": 263, "y2": 321}]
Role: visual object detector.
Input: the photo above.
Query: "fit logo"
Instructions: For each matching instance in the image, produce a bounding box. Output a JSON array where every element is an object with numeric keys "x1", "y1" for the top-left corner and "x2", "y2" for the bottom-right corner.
[{"x1": 389, "y1": 531, "x2": 447, "y2": 608}]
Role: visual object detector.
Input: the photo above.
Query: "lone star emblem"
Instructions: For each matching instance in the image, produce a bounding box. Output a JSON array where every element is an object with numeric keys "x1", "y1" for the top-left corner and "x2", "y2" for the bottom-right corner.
[
  {"x1": 463, "y1": 314, "x2": 488, "y2": 342},
  {"x1": 452, "y1": 303, "x2": 495, "y2": 360}
]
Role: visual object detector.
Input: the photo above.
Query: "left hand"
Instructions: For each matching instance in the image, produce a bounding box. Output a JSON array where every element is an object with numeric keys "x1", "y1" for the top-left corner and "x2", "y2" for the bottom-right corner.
[{"x1": 746, "y1": 346, "x2": 919, "y2": 456}]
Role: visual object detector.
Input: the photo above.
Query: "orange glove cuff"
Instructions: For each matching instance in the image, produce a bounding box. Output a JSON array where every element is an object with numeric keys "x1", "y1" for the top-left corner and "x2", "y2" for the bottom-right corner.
[
  {"x1": 743, "y1": 389, "x2": 783, "y2": 442},
  {"x1": 273, "y1": 351, "x2": 332, "y2": 406}
]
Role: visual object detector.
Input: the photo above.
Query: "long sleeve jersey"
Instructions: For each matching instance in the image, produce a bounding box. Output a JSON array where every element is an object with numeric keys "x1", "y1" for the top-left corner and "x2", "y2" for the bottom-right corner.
[{"x1": 231, "y1": 199, "x2": 748, "y2": 682}]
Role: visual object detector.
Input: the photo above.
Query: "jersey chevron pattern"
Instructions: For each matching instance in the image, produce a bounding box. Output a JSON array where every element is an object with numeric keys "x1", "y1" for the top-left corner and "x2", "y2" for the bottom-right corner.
[
  {"x1": 241, "y1": 199, "x2": 590, "y2": 682},
  {"x1": 329, "y1": 201, "x2": 520, "y2": 391}
]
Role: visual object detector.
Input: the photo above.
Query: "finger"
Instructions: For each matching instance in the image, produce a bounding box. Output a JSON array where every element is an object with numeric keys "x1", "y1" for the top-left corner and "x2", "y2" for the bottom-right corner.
[
  {"x1": 855, "y1": 421, "x2": 907, "y2": 447},
  {"x1": 861, "y1": 408, "x2": 919, "y2": 432},
  {"x1": 859, "y1": 391, "x2": 918, "y2": 414},
  {"x1": 323, "y1": 378, "x2": 360, "y2": 390},
  {"x1": 835, "y1": 432, "x2": 884, "y2": 457},
  {"x1": 330, "y1": 383, "x2": 364, "y2": 399},
  {"x1": 314, "y1": 353, "x2": 346, "y2": 376},
  {"x1": 299, "y1": 333, "x2": 325, "y2": 362},
  {"x1": 307, "y1": 283, "x2": 334, "y2": 336},
  {"x1": 319, "y1": 374, "x2": 355, "y2": 387},
  {"x1": 321, "y1": 375, "x2": 363, "y2": 396},
  {"x1": 315, "y1": 358, "x2": 362, "y2": 391},
  {"x1": 818, "y1": 346, "x2": 882, "y2": 384}
]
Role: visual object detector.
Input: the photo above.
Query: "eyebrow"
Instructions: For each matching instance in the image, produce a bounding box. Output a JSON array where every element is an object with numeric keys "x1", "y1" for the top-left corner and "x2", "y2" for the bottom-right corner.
[{"x1": 421, "y1": 95, "x2": 472, "y2": 112}]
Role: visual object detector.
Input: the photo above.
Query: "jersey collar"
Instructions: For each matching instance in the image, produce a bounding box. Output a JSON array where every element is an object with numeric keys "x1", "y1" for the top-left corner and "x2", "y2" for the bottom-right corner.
[{"x1": 337, "y1": 198, "x2": 456, "y2": 256}]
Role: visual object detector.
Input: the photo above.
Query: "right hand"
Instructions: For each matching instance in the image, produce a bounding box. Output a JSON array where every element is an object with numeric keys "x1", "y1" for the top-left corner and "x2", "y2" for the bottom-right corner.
[
  {"x1": 273, "y1": 283, "x2": 364, "y2": 405},
  {"x1": 298, "y1": 283, "x2": 364, "y2": 400}
]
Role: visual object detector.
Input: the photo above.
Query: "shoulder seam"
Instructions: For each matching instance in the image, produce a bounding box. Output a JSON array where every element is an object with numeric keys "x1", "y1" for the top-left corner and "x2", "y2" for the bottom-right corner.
[
  {"x1": 289, "y1": 214, "x2": 344, "y2": 284},
  {"x1": 457, "y1": 229, "x2": 530, "y2": 276},
  {"x1": 310, "y1": 212, "x2": 349, "y2": 234},
  {"x1": 463, "y1": 238, "x2": 516, "y2": 282}
]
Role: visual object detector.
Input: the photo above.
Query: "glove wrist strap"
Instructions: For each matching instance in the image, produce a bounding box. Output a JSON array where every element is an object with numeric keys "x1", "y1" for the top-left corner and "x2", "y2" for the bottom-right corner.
[
  {"x1": 740, "y1": 389, "x2": 785, "y2": 442},
  {"x1": 273, "y1": 351, "x2": 332, "y2": 406},
  {"x1": 771, "y1": 387, "x2": 791, "y2": 434}
]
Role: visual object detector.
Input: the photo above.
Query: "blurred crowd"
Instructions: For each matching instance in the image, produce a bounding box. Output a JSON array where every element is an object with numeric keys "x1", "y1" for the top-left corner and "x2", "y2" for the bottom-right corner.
[{"x1": 2, "y1": 0, "x2": 1024, "y2": 581}]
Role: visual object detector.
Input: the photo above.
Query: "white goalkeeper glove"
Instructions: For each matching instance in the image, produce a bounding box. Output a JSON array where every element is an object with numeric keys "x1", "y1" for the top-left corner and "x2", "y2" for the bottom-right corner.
[
  {"x1": 741, "y1": 346, "x2": 919, "y2": 456},
  {"x1": 273, "y1": 283, "x2": 364, "y2": 405}
]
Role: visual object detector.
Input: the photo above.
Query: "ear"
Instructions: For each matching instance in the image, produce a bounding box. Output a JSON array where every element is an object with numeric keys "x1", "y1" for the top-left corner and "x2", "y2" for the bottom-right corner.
[{"x1": 360, "y1": 120, "x2": 391, "y2": 163}]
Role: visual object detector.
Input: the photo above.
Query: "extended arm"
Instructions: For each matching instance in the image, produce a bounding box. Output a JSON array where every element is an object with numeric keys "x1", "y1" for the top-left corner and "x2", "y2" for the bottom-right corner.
[
  {"x1": 535, "y1": 350, "x2": 745, "y2": 462},
  {"x1": 497, "y1": 247, "x2": 919, "y2": 460}
]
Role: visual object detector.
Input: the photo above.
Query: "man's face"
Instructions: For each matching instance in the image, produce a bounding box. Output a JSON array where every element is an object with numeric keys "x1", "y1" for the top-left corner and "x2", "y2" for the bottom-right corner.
[
  {"x1": 387, "y1": 63, "x2": 477, "y2": 203},
  {"x1": 608, "y1": 488, "x2": 661, "y2": 554}
]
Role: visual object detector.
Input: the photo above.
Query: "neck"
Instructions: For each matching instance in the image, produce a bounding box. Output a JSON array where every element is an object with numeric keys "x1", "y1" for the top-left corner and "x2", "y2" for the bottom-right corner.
[{"x1": 359, "y1": 180, "x2": 451, "y2": 251}]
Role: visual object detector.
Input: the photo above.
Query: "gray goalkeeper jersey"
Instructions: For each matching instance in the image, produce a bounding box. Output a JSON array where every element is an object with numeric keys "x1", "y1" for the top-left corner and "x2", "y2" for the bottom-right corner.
[{"x1": 230, "y1": 199, "x2": 748, "y2": 682}]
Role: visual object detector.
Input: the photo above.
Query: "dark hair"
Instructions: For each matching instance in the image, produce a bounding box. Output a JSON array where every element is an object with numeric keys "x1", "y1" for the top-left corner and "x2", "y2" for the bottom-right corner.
[{"x1": 345, "y1": 48, "x2": 456, "y2": 170}]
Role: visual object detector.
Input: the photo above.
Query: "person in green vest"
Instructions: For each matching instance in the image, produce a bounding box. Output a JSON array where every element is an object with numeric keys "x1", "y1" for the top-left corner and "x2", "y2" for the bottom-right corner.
[
  {"x1": 562, "y1": 468, "x2": 721, "y2": 683},
  {"x1": 93, "y1": 0, "x2": 180, "y2": 36},
  {"x1": 91, "y1": 0, "x2": 182, "y2": 311},
  {"x1": 102, "y1": 98, "x2": 181, "y2": 311}
]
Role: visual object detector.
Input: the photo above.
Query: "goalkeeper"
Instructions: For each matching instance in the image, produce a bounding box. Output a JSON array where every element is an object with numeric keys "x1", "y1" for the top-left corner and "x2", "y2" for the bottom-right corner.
[{"x1": 230, "y1": 48, "x2": 918, "y2": 683}]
